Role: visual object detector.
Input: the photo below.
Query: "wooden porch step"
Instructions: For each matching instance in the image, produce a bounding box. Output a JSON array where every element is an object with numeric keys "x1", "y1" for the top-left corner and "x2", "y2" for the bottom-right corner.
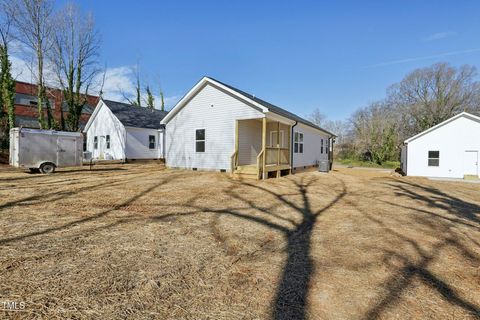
[
  {"x1": 233, "y1": 172, "x2": 258, "y2": 180},
  {"x1": 235, "y1": 165, "x2": 258, "y2": 175}
]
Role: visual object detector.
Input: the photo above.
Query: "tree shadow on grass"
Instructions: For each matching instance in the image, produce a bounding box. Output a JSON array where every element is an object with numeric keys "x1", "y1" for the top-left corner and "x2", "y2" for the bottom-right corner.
[
  {"x1": 0, "y1": 174, "x2": 179, "y2": 245},
  {"x1": 93, "y1": 173, "x2": 347, "y2": 319},
  {"x1": 350, "y1": 179, "x2": 480, "y2": 319},
  {"x1": 168, "y1": 174, "x2": 348, "y2": 319},
  {"x1": 388, "y1": 180, "x2": 480, "y2": 225}
]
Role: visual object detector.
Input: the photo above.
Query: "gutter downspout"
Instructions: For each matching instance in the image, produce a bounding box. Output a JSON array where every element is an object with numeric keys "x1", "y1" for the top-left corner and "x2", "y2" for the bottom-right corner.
[{"x1": 291, "y1": 121, "x2": 298, "y2": 174}]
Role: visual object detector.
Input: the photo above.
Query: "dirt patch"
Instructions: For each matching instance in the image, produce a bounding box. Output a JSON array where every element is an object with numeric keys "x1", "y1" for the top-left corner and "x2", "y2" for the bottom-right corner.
[{"x1": 0, "y1": 164, "x2": 479, "y2": 319}]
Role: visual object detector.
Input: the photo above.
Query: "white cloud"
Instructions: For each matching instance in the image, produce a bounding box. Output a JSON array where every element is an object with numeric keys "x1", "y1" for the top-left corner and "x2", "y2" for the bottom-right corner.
[
  {"x1": 9, "y1": 52, "x2": 179, "y2": 110},
  {"x1": 423, "y1": 31, "x2": 457, "y2": 42},
  {"x1": 364, "y1": 47, "x2": 480, "y2": 68},
  {"x1": 98, "y1": 66, "x2": 180, "y2": 110}
]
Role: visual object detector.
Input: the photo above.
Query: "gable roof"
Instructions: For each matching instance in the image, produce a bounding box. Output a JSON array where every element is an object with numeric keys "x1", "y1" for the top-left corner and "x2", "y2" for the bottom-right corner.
[
  {"x1": 85, "y1": 99, "x2": 168, "y2": 131},
  {"x1": 161, "y1": 77, "x2": 335, "y2": 136},
  {"x1": 404, "y1": 112, "x2": 480, "y2": 144}
]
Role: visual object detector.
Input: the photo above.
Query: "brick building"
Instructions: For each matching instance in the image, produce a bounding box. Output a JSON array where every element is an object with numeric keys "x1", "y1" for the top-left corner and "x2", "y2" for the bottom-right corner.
[{"x1": 13, "y1": 81, "x2": 99, "y2": 129}]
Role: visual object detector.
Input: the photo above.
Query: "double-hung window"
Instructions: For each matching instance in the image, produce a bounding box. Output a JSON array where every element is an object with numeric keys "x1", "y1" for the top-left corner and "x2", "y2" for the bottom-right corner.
[
  {"x1": 149, "y1": 135, "x2": 156, "y2": 149},
  {"x1": 94, "y1": 136, "x2": 98, "y2": 149},
  {"x1": 294, "y1": 132, "x2": 304, "y2": 154},
  {"x1": 321, "y1": 139, "x2": 324, "y2": 154},
  {"x1": 428, "y1": 151, "x2": 439, "y2": 167},
  {"x1": 196, "y1": 129, "x2": 205, "y2": 152},
  {"x1": 106, "y1": 135, "x2": 110, "y2": 149}
]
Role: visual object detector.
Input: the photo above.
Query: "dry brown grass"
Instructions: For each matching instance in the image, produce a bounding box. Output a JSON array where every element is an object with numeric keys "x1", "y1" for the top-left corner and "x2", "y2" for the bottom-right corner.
[{"x1": 0, "y1": 163, "x2": 479, "y2": 319}]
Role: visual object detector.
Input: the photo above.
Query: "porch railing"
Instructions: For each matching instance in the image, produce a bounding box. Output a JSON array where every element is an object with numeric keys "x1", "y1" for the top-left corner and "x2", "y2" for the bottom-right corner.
[
  {"x1": 265, "y1": 147, "x2": 289, "y2": 166},
  {"x1": 230, "y1": 150, "x2": 238, "y2": 174},
  {"x1": 256, "y1": 148, "x2": 264, "y2": 179}
]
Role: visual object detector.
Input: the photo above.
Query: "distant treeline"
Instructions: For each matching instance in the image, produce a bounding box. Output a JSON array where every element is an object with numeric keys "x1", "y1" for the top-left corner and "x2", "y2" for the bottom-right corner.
[{"x1": 309, "y1": 62, "x2": 480, "y2": 165}]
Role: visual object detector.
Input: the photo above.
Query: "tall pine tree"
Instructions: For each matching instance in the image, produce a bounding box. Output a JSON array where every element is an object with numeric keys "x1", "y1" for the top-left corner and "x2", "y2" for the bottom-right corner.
[{"x1": 0, "y1": 44, "x2": 15, "y2": 130}]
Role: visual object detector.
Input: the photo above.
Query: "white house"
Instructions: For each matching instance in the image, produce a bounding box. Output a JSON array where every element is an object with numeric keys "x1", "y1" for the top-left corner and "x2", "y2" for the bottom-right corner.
[
  {"x1": 401, "y1": 112, "x2": 480, "y2": 179},
  {"x1": 84, "y1": 99, "x2": 168, "y2": 161},
  {"x1": 161, "y1": 77, "x2": 335, "y2": 179}
]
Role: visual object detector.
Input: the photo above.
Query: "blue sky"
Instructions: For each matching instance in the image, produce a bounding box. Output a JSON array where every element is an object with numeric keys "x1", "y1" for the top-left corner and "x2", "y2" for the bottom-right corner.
[{"x1": 57, "y1": 0, "x2": 480, "y2": 120}]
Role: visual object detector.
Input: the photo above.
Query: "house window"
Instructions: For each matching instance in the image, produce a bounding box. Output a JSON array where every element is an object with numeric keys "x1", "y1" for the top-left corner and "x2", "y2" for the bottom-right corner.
[
  {"x1": 196, "y1": 129, "x2": 205, "y2": 152},
  {"x1": 428, "y1": 151, "x2": 439, "y2": 167},
  {"x1": 321, "y1": 139, "x2": 324, "y2": 154},
  {"x1": 149, "y1": 135, "x2": 156, "y2": 149},
  {"x1": 106, "y1": 135, "x2": 110, "y2": 149},
  {"x1": 94, "y1": 136, "x2": 98, "y2": 149},
  {"x1": 294, "y1": 132, "x2": 304, "y2": 154}
]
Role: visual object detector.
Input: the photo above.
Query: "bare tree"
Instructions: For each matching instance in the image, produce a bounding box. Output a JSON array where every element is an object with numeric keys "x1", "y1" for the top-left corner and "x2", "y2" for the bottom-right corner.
[
  {"x1": 50, "y1": 3, "x2": 100, "y2": 131},
  {"x1": 159, "y1": 87, "x2": 165, "y2": 111},
  {"x1": 120, "y1": 62, "x2": 142, "y2": 106},
  {"x1": 389, "y1": 63, "x2": 480, "y2": 135},
  {"x1": 145, "y1": 85, "x2": 154, "y2": 109},
  {"x1": 350, "y1": 101, "x2": 399, "y2": 164},
  {"x1": 8, "y1": 0, "x2": 54, "y2": 129},
  {"x1": 306, "y1": 108, "x2": 325, "y2": 126}
]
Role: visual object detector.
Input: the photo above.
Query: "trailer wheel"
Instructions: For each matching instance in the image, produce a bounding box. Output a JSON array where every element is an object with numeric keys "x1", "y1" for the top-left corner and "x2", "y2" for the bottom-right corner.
[{"x1": 40, "y1": 162, "x2": 56, "y2": 174}]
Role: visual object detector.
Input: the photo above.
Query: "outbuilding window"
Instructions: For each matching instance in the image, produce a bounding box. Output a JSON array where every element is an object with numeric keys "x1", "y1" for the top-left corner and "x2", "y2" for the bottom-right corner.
[
  {"x1": 106, "y1": 135, "x2": 110, "y2": 149},
  {"x1": 149, "y1": 135, "x2": 156, "y2": 149},
  {"x1": 321, "y1": 139, "x2": 324, "y2": 154},
  {"x1": 196, "y1": 129, "x2": 205, "y2": 152},
  {"x1": 94, "y1": 136, "x2": 98, "y2": 149},
  {"x1": 428, "y1": 151, "x2": 439, "y2": 167},
  {"x1": 294, "y1": 132, "x2": 303, "y2": 154}
]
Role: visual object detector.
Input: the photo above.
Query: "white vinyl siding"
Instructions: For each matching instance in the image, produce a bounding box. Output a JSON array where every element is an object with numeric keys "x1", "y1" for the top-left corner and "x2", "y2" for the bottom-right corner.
[
  {"x1": 292, "y1": 123, "x2": 330, "y2": 168},
  {"x1": 405, "y1": 115, "x2": 480, "y2": 178},
  {"x1": 125, "y1": 127, "x2": 162, "y2": 159},
  {"x1": 85, "y1": 102, "x2": 126, "y2": 160},
  {"x1": 165, "y1": 83, "x2": 264, "y2": 171},
  {"x1": 85, "y1": 101, "x2": 164, "y2": 161}
]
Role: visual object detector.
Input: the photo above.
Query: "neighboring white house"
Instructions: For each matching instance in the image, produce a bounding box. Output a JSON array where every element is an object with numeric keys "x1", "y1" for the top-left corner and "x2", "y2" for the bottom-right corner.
[
  {"x1": 83, "y1": 99, "x2": 168, "y2": 161},
  {"x1": 161, "y1": 77, "x2": 335, "y2": 179},
  {"x1": 401, "y1": 112, "x2": 480, "y2": 179}
]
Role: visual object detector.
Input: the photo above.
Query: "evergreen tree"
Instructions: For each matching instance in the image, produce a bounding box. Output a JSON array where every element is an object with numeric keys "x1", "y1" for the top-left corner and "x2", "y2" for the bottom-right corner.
[{"x1": 0, "y1": 45, "x2": 15, "y2": 130}]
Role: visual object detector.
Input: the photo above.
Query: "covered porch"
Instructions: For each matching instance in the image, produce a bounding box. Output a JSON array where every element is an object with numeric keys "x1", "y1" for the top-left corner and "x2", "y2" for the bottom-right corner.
[{"x1": 231, "y1": 117, "x2": 292, "y2": 179}]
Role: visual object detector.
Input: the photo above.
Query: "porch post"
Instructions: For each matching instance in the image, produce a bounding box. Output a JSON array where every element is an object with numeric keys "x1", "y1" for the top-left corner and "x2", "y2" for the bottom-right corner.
[
  {"x1": 262, "y1": 117, "x2": 267, "y2": 179},
  {"x1": 235, "y1": 120, "x2": 239, "y2": 168},
  {"x1": 277, "y1": 121, "x2": 281, "y2": 177}
]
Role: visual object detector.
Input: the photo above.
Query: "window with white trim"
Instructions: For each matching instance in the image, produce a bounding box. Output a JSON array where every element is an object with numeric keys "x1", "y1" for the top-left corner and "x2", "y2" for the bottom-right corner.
[
  {"x1": 196, "y1": 129, "x2": 205, "y2": 152},
  {"x1": 149, "y1": 135, "x2": 156, "y2": 149},
  {"x1": 294, "y1": 132, "x2": 303, "y2": 154},
  {"x1": 106, "y1": 135, "x2": 110, "y2": 149},
  {"x1": 428, "y1": 151, "x2": 439, "y2": 167},
  {"x1": 321, "y1": 139, "x2": 324, "y2": 154},
  {"x1": 94, "y1": 136, "x2": 98, "y2": 149}
]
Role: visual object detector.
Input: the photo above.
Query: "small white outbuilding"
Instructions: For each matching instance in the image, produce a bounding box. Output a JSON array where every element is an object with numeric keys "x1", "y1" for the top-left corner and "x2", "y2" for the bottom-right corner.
[
  {"x1": 83, "y1": 99, "x2": 168, "y2": 161},
  {"x1": 401, "y1": 112, "x2": 480, "y2": 178}
]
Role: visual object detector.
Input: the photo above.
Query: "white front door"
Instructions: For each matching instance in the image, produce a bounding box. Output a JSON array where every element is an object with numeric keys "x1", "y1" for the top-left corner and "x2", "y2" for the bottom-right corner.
[{"x1": 464, "y1": 151, "x2": 479, "y2": 176}]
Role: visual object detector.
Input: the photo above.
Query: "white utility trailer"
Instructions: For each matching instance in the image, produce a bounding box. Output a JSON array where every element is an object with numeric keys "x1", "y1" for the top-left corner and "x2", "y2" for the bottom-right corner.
[{"x1": 10, "y1": 128, "x2": 83, "y2": 173}]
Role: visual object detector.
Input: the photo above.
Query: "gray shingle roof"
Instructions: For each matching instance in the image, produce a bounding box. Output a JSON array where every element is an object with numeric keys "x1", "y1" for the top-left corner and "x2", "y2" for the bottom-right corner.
[
  {"x1": 103, "y1": 99, "x2": 168, "y2": 129},
  {"x1": 207, "y1": 77, "x2": 335, "y2": 136}
]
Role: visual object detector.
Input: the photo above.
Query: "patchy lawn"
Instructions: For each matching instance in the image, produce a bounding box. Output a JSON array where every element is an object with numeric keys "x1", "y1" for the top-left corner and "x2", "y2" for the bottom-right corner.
[{"x1": 0, "y1": 163, "x2": 479, "y2": 319}]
